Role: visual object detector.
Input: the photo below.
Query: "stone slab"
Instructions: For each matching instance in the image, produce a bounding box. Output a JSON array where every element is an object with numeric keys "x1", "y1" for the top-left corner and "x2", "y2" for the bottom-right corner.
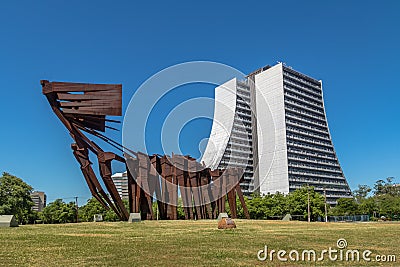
[
  {"x1": 217, "y1": 212, "x2": 229, "y2": 221},
  {"x1": 128, "y1": 213, "x2": 141, "y2": 223},
  {"x1": 0, "y1": 215, "x2": 18, "y2": 227},
  {"x1": 93, "y1": 214, "x2": 103, "y2": 222},
  {"x1": 282, "y1": 214, "x2": 292, "y2": 221}
]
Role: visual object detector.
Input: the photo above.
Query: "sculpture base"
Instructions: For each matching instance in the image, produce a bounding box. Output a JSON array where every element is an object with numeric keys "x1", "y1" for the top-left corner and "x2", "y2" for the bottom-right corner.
[{"x1": 128, "y1": 213, "x2": 141, "y2": 223}]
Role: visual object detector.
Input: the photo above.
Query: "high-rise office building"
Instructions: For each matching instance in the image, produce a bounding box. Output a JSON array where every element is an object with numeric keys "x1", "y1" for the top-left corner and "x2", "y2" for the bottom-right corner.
[
  {"x1": 31, "y1": 191, "x2": 47, "y2": 212},
  {"x1": 202, "y1": 62, "x2": 351, "y2": 204},
  {"x1": 111, "y1": 172, "x2": 129, "y2": 200}
]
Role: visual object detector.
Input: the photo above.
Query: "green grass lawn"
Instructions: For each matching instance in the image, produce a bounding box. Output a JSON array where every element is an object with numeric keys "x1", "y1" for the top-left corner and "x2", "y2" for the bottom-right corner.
[{"x1": 0, "y1": 220, "x2": 399, "y2": 266}]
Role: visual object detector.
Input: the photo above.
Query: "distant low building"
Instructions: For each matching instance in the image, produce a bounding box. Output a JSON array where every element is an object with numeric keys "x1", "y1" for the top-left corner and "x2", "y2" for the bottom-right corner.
[
  {"x1": 31, "y1": 191, "x2": 46, "y2": 212},
  {"x1": 111, "y1": 172, "x2": 128, "y2": 200}
]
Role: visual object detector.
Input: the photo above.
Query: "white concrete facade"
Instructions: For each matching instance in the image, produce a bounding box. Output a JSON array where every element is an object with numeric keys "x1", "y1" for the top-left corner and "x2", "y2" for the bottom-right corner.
[
  {"x1": 201, "y1": 78, "x2": 237, "y2": 170},
  {"x1": 254, "y1": 63, "x2": 290, "y2": 194}
]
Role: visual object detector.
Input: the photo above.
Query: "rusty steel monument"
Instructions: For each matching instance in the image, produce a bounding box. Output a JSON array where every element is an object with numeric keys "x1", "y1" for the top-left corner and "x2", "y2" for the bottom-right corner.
[{"x1": 42, "y1": 80, "x2": 249, "y2": 221}]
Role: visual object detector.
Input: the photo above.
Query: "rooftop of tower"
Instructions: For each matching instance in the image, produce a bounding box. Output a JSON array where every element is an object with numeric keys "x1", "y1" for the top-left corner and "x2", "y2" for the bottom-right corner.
[
  {"x1": 282, "y1": 64, "x2": 321, "y2": 85},
  {"x1": 246, "y1": 65, "x2": 271, "y2": 78},
  {"x1": 246, "y1": 62, "x2": 321, "y2": 86}
]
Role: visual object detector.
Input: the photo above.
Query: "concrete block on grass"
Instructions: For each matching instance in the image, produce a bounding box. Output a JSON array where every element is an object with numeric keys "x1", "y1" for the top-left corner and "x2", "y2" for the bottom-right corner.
[
  {"x1": 128, "y1": 213, "x2": 141, "y2": 223},
  {"x1": 0, "y1": 215, "x2": 18, "y2": 227},
  {"x1": 217, "y1": 213, "x2": 229, "y2": 221}
]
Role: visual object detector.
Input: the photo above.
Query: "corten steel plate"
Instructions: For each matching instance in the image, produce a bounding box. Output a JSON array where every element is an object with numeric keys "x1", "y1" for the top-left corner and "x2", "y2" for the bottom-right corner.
[{"x1": 42, "y1": 80, "x2": 249, "y2": 221}]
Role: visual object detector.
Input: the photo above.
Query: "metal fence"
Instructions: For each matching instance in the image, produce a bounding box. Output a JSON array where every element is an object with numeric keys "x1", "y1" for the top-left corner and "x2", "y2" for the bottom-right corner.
[{"x1": 327, "y1": 215, "x2": 370, "y2": 222}]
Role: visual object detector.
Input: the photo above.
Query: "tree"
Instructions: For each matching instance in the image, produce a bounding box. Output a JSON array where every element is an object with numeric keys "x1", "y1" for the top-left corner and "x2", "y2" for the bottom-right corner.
[
  {"x1": 78, "y1": 197, "x2": 128, "y2": 222},
  {"x1": 373, "y1": 177, "x2": 399, "y2": 196},
  {"x1": 246, "y1": 193, "x2": 267, "y2": 219},
  {"x1": 374, "y1": 179, "x2": 386, "y2": 195},
  {"x1": 0, "y1": 172, "x2": 35, "y2": 224},
  {"x1": 331, "y1": 198, "x2": 359, "y2": 216},
  {"x1": 40, "y1": 199, "x2": 76, "y2": 224},
  {"x1": 358, "y1": 197, "x2": 377, "y2": 216},
  {"x1": 241, "y1": 188, "x2": 325, "y2": 220},
  {"x1": 103, "y1": 207, "x2": 120, "y2": 222},
  {"x1": 78, "y1": 197, "x2": 107, "y2": 222},
  {"x1": 385, "y1": 177, "x2": 400, "y2": 197},
  {"x1": 286, "y1": 187, "x2": 325, "y2": 221},
  {"x1": 374, "y1": 194, "x2": 400, "y2": 218},
  {"x1": 270, "y1": 192, "x2": 288, "y2": 217},
  {"x1": 176, "y1": 197, "x2": 186, "y2": 220},
  {"x1": 353, "y1": 184, "x2": 371, "y2": 203}
]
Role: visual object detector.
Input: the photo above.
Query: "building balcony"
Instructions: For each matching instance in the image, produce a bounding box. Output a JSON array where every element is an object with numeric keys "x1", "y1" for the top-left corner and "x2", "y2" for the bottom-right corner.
[
  {"x1": 236, "y1": 108, "x2": 252, "y2": 117},
  {"x1": 289, "y1": 184, "x2": 349, "y2": 193},
  {"x1": 220, "y1": 160, "x2": 253, "y2": 170},
  {"x1": 287, "y1": 155, "x2": 339, "y2": 167},
  {"x1": 286, "y1": 120, "x2": 329, "y2": 136},
  {"x1": 231, "y1": 125, "x2": 252, "y2": 134},
  {"x1": 289, "y1": 176, "x2": 347, "y2": 185},
  {"x1": 225, "y1": 146, "x2": 253, "y2": 154},
  {"x1": 283, "y1": 71, "x2": 322, "y2": 93},
  {"x1": 237, "y1": 95, "x2": 250, "y2": 103},
  {"x1": 229, "y1": 137, "x2": 253, "y2": 147},
  {"x1": 286, "y1": 137, "x2": 332, "y2": 152},
  {"x1": 224, "y1": 149, "x2": 252, "y2": 159},
  {"x1": 288, "y1": 170, "x2": 343, "y2": 179},
  {"x1": 283, "y1": 78, "x2": 322, "y2": 98},
  {"x1": 284, "y1": 84, "x2": 322, "y2": 103},
  {"x1": 285, "y1": 89, "x2": 323, "y2": 108},
  {"x1": 287, "y1": 146, "x2": 336, "y2": 159},
  {"x1": 285, "y1": 98, "x2": 325, "y2": 117},
  {"x1": 286, "y1": 127, "x2": 330, "y2": 143},
  {"x1": 288, "y1": 162, "x2": 343, "y2": 174},
  {"x1": 285, "y1": 104, "x2": 326, "y2": 123},
  {"x1": 237, "y1": 90, "x2": 251, "y2": 98},
  {"x1": 285, "y1": 93, "x2": 324, "y2": 112},
  {"x1": 287, "y1": 139, "x2": 334, "y2": 154},
  {"x1": 285, "y1": 112, "x2": 327, "y2": 130},
  {"x1": 237, "y1": 101, "x2": 251, "y2": 110},
  {"x1": 226, "y1": 142, "x2": 253, "y2": 150},
  {"x1": 230, "y1": 129, "x2": 252, "y2": 139},
  {"x1": 286, "y1": 134, "x2": 333, "y2": 149}
]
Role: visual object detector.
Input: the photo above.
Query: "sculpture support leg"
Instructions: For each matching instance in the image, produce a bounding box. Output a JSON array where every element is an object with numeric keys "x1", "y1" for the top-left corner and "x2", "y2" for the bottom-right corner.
[
  {"x1": 236, "y1": 184, "x2": 250, "y2": 219},
  {"x1": 72, "y1": 144, "x2": 123, "y2": 216},
  {"x1": 98, "y1": 151, "x2": 129, "y2": 221}
]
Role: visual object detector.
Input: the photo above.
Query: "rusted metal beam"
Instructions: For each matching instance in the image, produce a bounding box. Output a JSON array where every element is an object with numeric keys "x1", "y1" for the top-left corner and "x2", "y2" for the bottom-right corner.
[{"x1": 42, "y1": 80, "x2": 250, "y2": 221}]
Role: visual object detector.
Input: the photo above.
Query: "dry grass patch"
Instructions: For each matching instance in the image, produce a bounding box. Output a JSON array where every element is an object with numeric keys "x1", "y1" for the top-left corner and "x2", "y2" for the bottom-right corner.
[{"x1": 0, "y1": 220, "x2": 399, "y2": 266}]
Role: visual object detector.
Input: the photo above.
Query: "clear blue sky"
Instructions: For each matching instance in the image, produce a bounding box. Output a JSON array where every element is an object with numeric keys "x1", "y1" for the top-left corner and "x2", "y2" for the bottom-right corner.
[{"x1": 0, "y1": 1, "x2": 399, "y2": 203}]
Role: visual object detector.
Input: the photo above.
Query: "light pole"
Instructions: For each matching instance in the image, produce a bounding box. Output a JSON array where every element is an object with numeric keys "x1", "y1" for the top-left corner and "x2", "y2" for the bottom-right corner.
[
  {"x1": 75, "y1": 196, "x2": 79, "y2": 223},
  {"x1": 307, "y1": 185, "x2": 311, "y2": 223},
  {"x1": 324, "y1": 188, "x2": 328, "y2": 222}
]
